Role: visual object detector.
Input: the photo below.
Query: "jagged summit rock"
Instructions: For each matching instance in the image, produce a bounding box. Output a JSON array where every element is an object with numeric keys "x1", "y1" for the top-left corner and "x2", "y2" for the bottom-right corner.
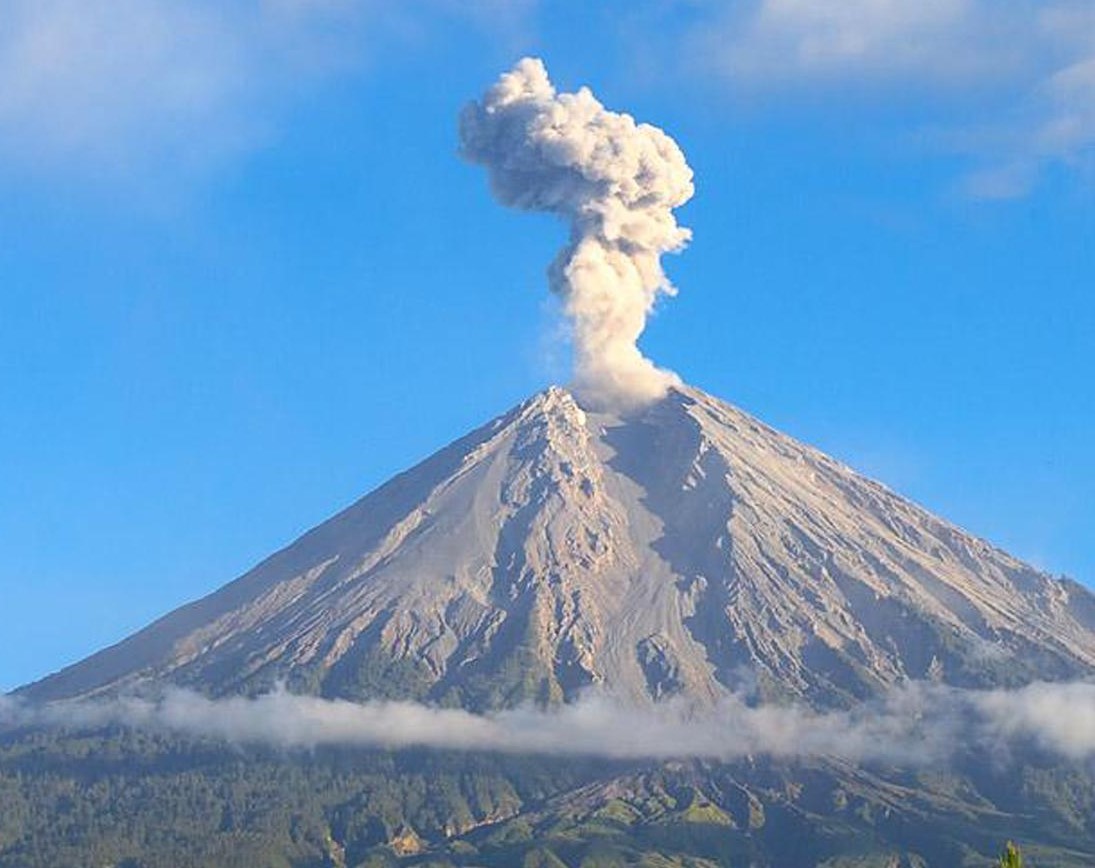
[{"x1": 20, "y1": 385, "x2": 1095, "y2": 709}]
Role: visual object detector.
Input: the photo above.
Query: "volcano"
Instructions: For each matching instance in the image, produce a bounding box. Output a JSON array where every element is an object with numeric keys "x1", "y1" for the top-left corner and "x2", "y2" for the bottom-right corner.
[
  {"x1": 10, "y1": 385, "x2": 1095, "y2": 868},
  {"x1": 21, "y1": 386, "x2": 1095, "y2": 711}
]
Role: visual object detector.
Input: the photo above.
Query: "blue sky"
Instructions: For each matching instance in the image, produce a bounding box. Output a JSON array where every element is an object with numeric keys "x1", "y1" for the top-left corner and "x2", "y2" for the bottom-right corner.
[{"x1": 1, "y1": 0, "x2": 1093, "y2": 691}]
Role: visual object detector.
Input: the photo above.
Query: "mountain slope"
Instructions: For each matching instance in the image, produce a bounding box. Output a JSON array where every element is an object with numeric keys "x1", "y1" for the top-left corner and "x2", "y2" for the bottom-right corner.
[{"x1": 20, "y1": 386, "x2": 1095, "y2": 709}]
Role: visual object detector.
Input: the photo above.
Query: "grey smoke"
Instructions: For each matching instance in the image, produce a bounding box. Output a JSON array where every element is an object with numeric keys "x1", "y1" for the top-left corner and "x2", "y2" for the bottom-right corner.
[
  {"x1": 5, "y1": 681, "x2": 1095, "y2": 765},
  {"x1": 459, "y1": 58, "x2": 693, "y2": 411}
]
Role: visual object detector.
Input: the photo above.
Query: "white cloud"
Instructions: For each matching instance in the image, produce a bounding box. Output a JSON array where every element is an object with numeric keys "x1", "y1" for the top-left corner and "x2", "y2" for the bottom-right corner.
[
  {"x1": 5, "y1": 680, "x2": 1095, "y2": 764},
  {"x1": 701, "y1": 0, "x2": 1021, "y2": 89},
  {"x1": 0, "y1": 0, "x2": 532, "y2": 181},
  {"x1": 1040, "y1": 56, "x2": 1095, "y2": 156},
  {"x1": 977, "y1": 680, "x2": 1095, "y2": 760},
  {"x1": 688, "y1": 0, "x2": 1095, "y2": 196},
  {"x1": 0, "y1": 1, "x2": 287, "y2": 174}
]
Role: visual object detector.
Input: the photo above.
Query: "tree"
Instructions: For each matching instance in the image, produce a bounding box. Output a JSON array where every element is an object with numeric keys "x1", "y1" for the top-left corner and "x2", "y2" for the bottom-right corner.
[{"x1": 999, "y1": 840, "x2": 1023, "y2": 868}]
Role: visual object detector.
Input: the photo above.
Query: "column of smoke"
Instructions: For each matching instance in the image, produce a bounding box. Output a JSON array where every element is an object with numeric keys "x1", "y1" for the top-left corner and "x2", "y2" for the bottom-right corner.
[{"x1": 459, "y1": 58, "x2": 694, "y2": 411}]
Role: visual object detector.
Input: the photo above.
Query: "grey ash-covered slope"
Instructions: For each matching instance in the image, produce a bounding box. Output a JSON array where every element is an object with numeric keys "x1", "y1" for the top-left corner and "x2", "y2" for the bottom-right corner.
[{"x1": 21, "y1": 386, "x2": 1095, "y2": 709}]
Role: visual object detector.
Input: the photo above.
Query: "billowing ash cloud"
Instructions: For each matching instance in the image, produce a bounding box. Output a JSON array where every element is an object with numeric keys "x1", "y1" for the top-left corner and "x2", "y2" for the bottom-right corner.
[
  {"x1": 5, "y1": 681, "x2": 1095, "y2": 765},
  {"x1": 460, "y1": 58, "x2": 694, "y2": 411}
]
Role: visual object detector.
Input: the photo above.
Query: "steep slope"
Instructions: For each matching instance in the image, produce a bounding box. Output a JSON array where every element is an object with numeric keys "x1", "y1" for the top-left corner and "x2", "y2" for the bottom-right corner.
[{"x1": 19, "y1": 386, "x2": 1095, "y2": 709}]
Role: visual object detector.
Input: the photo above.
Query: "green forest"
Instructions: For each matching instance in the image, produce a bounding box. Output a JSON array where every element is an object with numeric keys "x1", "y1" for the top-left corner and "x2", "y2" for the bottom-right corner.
[{"x1": 1, "y1": 725, "x2": 1091, "y2": 868}]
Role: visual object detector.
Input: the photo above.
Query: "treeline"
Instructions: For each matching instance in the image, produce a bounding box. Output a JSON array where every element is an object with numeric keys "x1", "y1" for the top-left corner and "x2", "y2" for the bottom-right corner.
[
  {"x1": 0, "y1": 726, "x2": 1088, "y2": 867},
  {"x1": 0, "y1": 727, "x2": 595, "y2": 868}
]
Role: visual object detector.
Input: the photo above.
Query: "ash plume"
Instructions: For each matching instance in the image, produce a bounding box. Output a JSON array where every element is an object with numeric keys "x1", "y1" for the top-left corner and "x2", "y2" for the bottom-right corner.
[{"x1": 459, "y1": 58, "x2": 694, "y2": 411}]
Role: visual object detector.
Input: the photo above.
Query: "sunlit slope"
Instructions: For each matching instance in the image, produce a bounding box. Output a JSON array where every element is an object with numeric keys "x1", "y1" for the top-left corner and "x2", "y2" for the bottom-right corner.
[{"x1": 21, "y1": 386, "x2": 1095, "y2": 709}]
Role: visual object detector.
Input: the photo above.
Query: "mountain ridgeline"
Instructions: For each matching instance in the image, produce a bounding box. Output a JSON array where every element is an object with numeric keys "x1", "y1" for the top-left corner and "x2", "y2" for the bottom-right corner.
[{"x1": 21, "y1": 386, "x2": 1095, "y2": 710}]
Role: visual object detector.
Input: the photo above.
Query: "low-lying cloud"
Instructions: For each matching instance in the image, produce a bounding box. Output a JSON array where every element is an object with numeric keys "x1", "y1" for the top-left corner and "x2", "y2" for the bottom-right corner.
[{"x1": 5, "y1": 680, "x2": 1095, "y2": 765}]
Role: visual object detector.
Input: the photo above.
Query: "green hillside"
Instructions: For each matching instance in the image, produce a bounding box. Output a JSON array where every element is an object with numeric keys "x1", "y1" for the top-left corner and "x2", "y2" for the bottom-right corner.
[{"x1": 2, "y1": 726, "x2": 1093, "y2": 868}]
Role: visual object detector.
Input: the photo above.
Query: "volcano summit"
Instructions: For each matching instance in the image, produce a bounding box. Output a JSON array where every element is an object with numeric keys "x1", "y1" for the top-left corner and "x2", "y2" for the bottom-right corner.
[{"x1": 22, "y1": 385, "x2": 1095, "y2": 712}]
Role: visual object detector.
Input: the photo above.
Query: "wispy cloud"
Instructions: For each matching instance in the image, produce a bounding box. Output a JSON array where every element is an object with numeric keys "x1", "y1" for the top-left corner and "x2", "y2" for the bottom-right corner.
[
  {"x1": 685, "y1": 0, "x2": 1095, "y2": 197},
  {"x1": 697, "y1": 0, "x2": 1024, "y2": 90},
  {"x1": 4, "y1": 681, "x2": 1095, "y2": 764},
  {"x1": 0, "y1": 0, "x2": 532, "y2": 182},
  {"x1": 0, "y1": 1, "x2": 305, "y2": 175}
]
